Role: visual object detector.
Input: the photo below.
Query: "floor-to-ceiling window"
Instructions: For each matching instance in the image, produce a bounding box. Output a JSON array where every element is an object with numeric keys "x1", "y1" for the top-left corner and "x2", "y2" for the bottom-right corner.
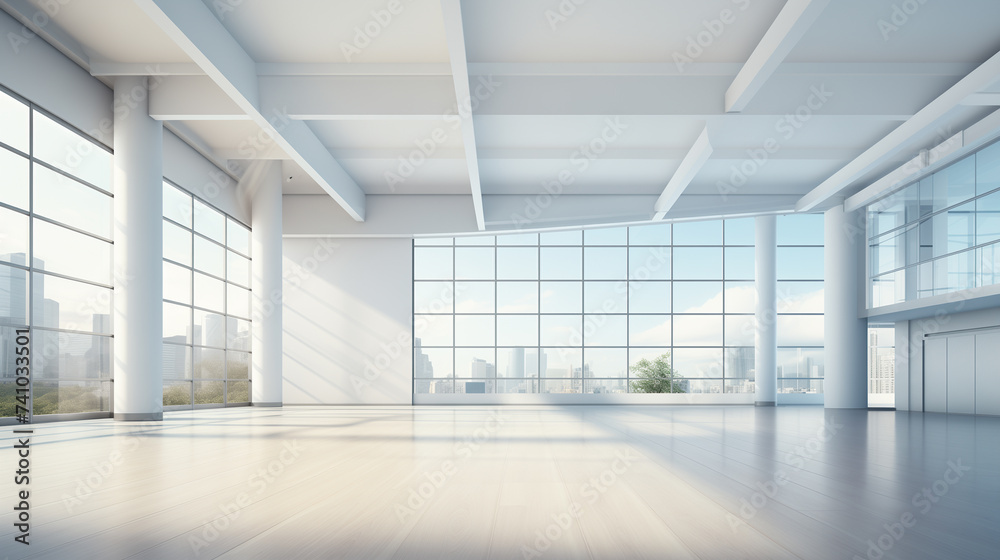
[
  {"x1": 413, "y1": 217, "x2": 825, "y2": 398},
  {"x1": 1, "y1": 86, "x2": 113, "y2": 422},
  {"x1": 776, "y1": 214, "x2": 826, "y2": 395},
  {"x1": 161, "y1": 182, "x2": 251, "y2": 408}
]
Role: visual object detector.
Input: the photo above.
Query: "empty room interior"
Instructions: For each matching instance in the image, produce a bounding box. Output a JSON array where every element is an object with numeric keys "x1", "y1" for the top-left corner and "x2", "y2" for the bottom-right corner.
[{"x1": 2, "y1": 0, "x2": 1000, "y2": 558}]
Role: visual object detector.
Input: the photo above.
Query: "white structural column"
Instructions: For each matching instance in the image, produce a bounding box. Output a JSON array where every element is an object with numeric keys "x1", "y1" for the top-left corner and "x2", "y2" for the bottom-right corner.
[
  {"x1": 113, "y1": 76, "x2": 164, "y2": 421},
  {"x1": 755, "y1": 215, "x2": 777, "y2": 406},
  {"x1": 251, "y1": 163, "x2": 284, "y2": 406},
  {"x1": 824, "y1": 205, "x2": 869, "y2": 408}
]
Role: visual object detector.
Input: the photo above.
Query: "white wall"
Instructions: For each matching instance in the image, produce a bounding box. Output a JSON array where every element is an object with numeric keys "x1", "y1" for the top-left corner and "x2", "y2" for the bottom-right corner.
[{"x1": 282, "y1": 237, "x2": 413, "y2": 405}]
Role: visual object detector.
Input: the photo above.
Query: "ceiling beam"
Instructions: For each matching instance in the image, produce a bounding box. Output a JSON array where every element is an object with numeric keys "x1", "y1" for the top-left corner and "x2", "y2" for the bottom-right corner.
[
  {"x1": 962, "y1": 92, "x2": 1000, "y2": 106},
  {"x1": 725, "y1": 0, "x2": 831, "y2": 113},
  {"x1": 796, "y1": 49, "x2": 1000, "y2": 212},
  {"x1": 90, "y1": 61, "x2": 204, "y2": 76},
  {"x1": 132, "y1": 0, "x2": 366, "y2": 221},
  {"x1": 652, "y1": 127, "x2": 714, "y2": 220},
  {"x1": 440, "y1": 0, "x2": 484, "y2": 231}
]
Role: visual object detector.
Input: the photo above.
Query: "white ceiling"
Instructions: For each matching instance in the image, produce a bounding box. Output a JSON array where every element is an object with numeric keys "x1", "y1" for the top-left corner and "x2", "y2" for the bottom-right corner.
[{"x1": 6, "y1": 0, "x2": 1000, "y2": 232}]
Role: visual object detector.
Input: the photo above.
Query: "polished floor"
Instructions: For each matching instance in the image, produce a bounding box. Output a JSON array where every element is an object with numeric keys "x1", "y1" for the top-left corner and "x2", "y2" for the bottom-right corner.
[{"x1": 1, "y1": 405, "x2": 999, "y2": 559}]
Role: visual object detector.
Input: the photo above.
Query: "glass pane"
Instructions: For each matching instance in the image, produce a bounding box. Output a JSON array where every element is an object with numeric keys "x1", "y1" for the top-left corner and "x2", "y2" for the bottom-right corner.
[
  {"x1": 779, "y1": 378, "x2": 823, "y2": 393},
  {"x1": 540, "y1": 247, "x2": 582, "y2": 280},
  {"x1": 456, "y1": 379, "x2": 494, "y2": 394},
  {"x1": 193, "y1": 272, "x2": 225, "y2": 313},
  {"x1": 0, "y1": 207, "x2": 29, "y2": 266},
  {"x1": 33, "y1": 111, "x2": 111, "y2": 191},
  {"x1": 414, "y1": 315, "x2": 452, "y2": 346},
  {"x1": 415, "y1": 281, "x2": 454, "y2": 314},
  {"x1": 724, "y1": 247, "x2": 754, "y2": 280},
  {"x1": 540, "y1": 315, "x2": 580, "y2": 346},
  {"x1": 777, "y1": 315, "x2": 824, "y2": 346},
  {"x1": 227, "y1": 351, "x2": 250, "y2": 380},
  {"x1": 628, "y1": 315, "x2": 670, "y2": 346},
  {"x1": 723, "y1": 281, "x2": 755, "y2": 313},
  {"x1": 193, "y1": 347, "x2": 225, "y2": 379},
  {"x1": 584, "y1": 378, "x2": 628, "y2": 394},
  {"x1": 628, "y1": 247, "x2": 670, "y2": 280},
  {"x1": 584, "y1": 227, "x2": 627, "y2": 245},
  {"x1": 584, "y1": 247, "x2": 626, "y2": 280},
  {"x1": 496, "y1": 233, "x2": 537, "y2": 245},
  {"x1": 977, "y1": 142, "x2": 1000, "y2": 195},
  {"x1": 497, "y1": 378, "x2": 537, "y2": 393},
  {"x1": 932, "y1": 156, "x2": 975, "y2": 210},
  {"x1": 498, "y1": 347, "x2": 539, "y2": 379},
  {"x1": 32, "y1": 381, "x2": 111, "y2": 415},
  {"x1": 674, "y1": 220, "x2": 722, "y2": 245},
  {"x1": 227, "y1": 218, "x2": 250, "y2": 256},
  {"x1": 194, "y1": 235, "x2": 225, "y2": 278},
  {"x1": 541, "y1": 378, "x2": 582, "y2": 394},
  {"x1": 584, "y1": 314, "x2": 626, "y2": 346},
  {"x1": 0, "y1": 147, "x2": 29, "y2": 210},
  {"x1": 193, "y1": 199, "x2": 225, "y2": 244},
  {"x1": 540, "y1": 230, "x2": 581, "y2": 245},
  {"x1": 164, "y1": 220, "x2": 192, "y2": 266},
  {"x1": 584, "y1": 282, "x2": 627, "y2": 314},
  {"x1": 227, "y1": 250, "x2": 250, "y2": 287},
  {"x1": 32, "y1": 272, "x2": 112, "y2": 333},
  {"x1": 415, "y1": 347, "x2": 452, "y2": 378},
  {"x1": 628, "y1": 281, "x2": 670, "y2": 313},
  {"x1": 497, "y1": 315, "x2": 538, "y2": 346},
  {"x1": 228, "y1": 380, "x2": 250, "y2": 403},
  {"x1": 454, "y1": 315, "x2": 494, "y2": 346},
  {"x1": 163, "y1": 344, "x2": 192, "y2": 380},
  {"x1": 163, "y1": 183, "x2": 192, "y2": 228},
  {"x1": 455, "y1": 348, "x2": 495, "y2": 378},
  {"x1": 34, "y1": 330, "x2": 111, "y2": 379},
  {"x1": 163, "y1": 302, "x2": 192, "y2": 344},
  {"x1": 777, "y1": 247, "x2": 824, "y2": 280},
  {"x1": 777, "y1": 214, "x2": 824, "y2": 246},
  {"x1": 671, "y1": 348, "x2": 724, "y2": 378},
  {"x1": 0, "y1": 90, "x2": 29, "y2": 152},
  {"x1": 629, "y1": 348, "x2": 670, "y2": 371},
  {"x1": 674, "y1": 282, "x2": 723, "y2": 313},
  {"x1": 414, "y1": 237, "x2": 451, "y2": 246},
  {"x1": 977, "y1": 190, "x2": 1000, "y2": 246},
  {"x1": 724, "y1": 218, "x2": 755, "y2": 245},
  {"x1": 497, "y1": 282, "x2": 538, "y2": 313},
  {"x1": 33, "y1": 219, "x2": 112, "y2": 285},
  {"x1": 541, "y1": 347, "x2": 581, "y2": 378},
  {"x1": 0, "y1": 264, "x2": 28, "y2": 325},
  {"x1": 455, "y1": 235, "x2": 494, "y2": 245},
  {"x1": 776, "y1": 281, "x2": 824, "y2": 313},
  {"x1": 540, "y1": 281, "x2": 582, "y2": 313},
  {"x1": 497, "y1": 247, "x2": 538, "y2": 280},
  {"x1": 673, "y1": 315, "x2": 723, "y2": 346},
  {"x1": 628, "y1": 223, "x2": 670, "y2": 246},
  {"x1": 777, "y1": 348, "x2": 825, "y2": 379},
  {"x1": 673, "y1": 247, "x2": 722, "y2": 279},
  {"x1": 725, "y1": 316, "x2": 755, "y2": 346},
  {"x1": 414, "y1": 247, "x2": 453, "y2": 280},
  {"x1": 194, "y1": 380, "x2": 225, "y2": 404},
  {"x1": 584, "y1": 348, "x2": 627, "y2": 377},
  {"x1": 226, "y1": 317, "x2": 251, "y2": 350},
  {"x1": 163, "y1": 380, "x2": 192, "y2": 406},
  {"x1": 455, "y1": 247, "x2": 494, "y2": 280},
  {"x1": 163, "y1": 261, "x2": 191, "y2": 304},
  {"x1": 455, "y1": 282, "x2": 493, "y2": 313},
  {"x1": 33, "y1": 164, "x2": 111, "y2": 238},
  {"x1": 227, "y1": 283, "x2": 251, "y2": 319},
  {"x1": 193, "y1": 309, "x2": 226, "y2": 348}
]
